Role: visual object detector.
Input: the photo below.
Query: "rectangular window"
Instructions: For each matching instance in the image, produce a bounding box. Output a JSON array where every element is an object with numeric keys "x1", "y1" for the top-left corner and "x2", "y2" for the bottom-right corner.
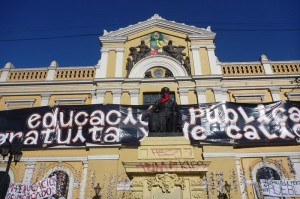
[
  {"x1": 143, "y1": 92, "x2": 175, "y2": 105},
  {"x1": 5, "y1": 99, "x2": 36, "y2": 110},
  {"x1": 54, "y1": 98, "x2": 86, "y2": 105}
]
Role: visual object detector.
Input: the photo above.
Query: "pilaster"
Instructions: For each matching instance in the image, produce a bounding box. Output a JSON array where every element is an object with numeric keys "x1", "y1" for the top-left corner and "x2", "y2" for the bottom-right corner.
[
  {"x1": 207, "y1": 45, "x2": 221, "y2": 75},
  {"x1": 213, "y1": 88, "x2": 227, "y2": 102},
  {"x1": 112, "y1": 89, "x2": 122, "y2": 104},
  {"x1": 128, "y1": 89, "x2": 140, "y2": 105},
  {"x1": 190, "y1": 45, "x2": 202, "y2": 75},
  {"x1": 178, "y1": 88, "x2": 189, "y2": 105},
  {"x1": 40, "y1": 93, "x2": 50, "y2": 106},
  {"x1": 115, "y1": 48, "x2": 125, "y2": 77},
  {"x1": 195, "y1": 87, "x2": 207, "y2": 103},
  {"x1": 235, "y1": 158, "x2": 248, "y2": 199},
  {"x1": 270, "y1": 88, "x2": 281, "y2": 101},
  {"x1": 91, "y1": 89, "x2": 106, "y2": 104},
  {"x1": 95, "y1": 48, "x2": 109, "y2": 78},
  {"x1": 80, "y1": 160, "x2": 89, "y2": 199}
]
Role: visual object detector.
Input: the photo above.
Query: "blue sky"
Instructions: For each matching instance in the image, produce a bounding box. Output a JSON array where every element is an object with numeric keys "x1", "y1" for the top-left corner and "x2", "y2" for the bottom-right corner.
[{"x1": 0, "y1": 0, "x2": 299, "y2": 68}]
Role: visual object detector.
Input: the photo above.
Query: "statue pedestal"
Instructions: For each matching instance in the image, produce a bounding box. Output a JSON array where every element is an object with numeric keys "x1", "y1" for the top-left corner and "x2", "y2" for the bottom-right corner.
[
  {"x1": 138, "y1": 136, "x2": 194, "y2": 160},
  {"x1": 123, "y1": 136, "x2": 210, "y2": 199}
]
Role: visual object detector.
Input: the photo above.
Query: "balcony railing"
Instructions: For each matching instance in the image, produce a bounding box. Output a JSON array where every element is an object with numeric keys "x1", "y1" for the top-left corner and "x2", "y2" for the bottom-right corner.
[
  {"x1": 54, "y1": 68, "x2": 95, "y2": 80},
  {"x1": 8, "y1": 70, "x2": 47, "y2": 81},
  {"x1": 222, "y1": 64, "x2": 265, "y2": 76},
  {"x1": 271, "y1": 63, "x2": 300, "y2": 74}
]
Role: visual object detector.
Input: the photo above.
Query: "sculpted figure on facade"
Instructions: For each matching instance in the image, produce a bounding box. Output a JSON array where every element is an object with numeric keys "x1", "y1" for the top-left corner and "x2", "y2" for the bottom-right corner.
[
  {"x1": 163, "y1": 40, "x2": 186, "y2": 63},
  {"x1": 136, "y1": 40, "x2": 150, "y2": 61},
  {"x1": 126, "y1": 58, "x2": 133, "y2": 77},
  {"x1": 129, "y1": 47, "x2": 138, "y2": 63},
  {"x1": 184, "y1": 56, "x2": 191, "y2": 75},
  {"x1": 142, "y1": 87, "x2": 182, "y2": 134}
]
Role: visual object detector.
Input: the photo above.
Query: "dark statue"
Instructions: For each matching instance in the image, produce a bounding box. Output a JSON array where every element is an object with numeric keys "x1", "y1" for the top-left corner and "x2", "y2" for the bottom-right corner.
[
  {"x1": 142, "y1": 87, "x2": 182, "y2": 135},
  {"x1": 127, "y1": 39, "x2": 191, "y2": 78},
  {"x1": 129, "y1": 40, "x2": 150, "y2": 63},
  {"x1": 184, "y1": 56, "x2": 191, "y2": 75},
  {"x1": 162, "y1": 40, "x2": 186, "y2": 63},
  {"x1": 129, "y1": 47, "x2": 138, "y2": 64},
  {"x1": 136, "y1": 40, "x2": 150, "y2": 62},
  {"x1": 126, "y1": 58, "x2": 133, "y2": 77}
]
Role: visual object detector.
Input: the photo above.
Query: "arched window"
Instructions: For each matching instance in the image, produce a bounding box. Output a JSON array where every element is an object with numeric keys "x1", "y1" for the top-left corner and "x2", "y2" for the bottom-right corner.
[
  {"x1": 251, "y1": 162, "x2": 284, "y2": 199},
  {"x1": 44, "y1": 166, "x2": 74, "y2": 199},
  {"x1": 256, "y1": 167, "x2": 281, "y2": 181},
  {"x1": 49, "y1": 170, "x2": 70, "y2": 199},
  {"x1": 144, "y1": 67, "x2": 174, "y2": 78}
]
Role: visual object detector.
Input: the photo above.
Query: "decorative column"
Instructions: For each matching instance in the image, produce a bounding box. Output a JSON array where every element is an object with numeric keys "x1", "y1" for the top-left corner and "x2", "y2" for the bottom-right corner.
[
  {"x1": 91, "y1": 89, "x2": 106, "y2": 104},
  {"x1": 80, "y1": 161, "x2": 89, "y2": 199},
  {"x1": 178, "y1": 88, "x2": 189, "y2": 105},
  {"x1": 46, "y1": 60, "x2": 58, "y2": 80},
  {"x1": 235, "y1": 158, "x2": 248, "y2": 199},
  {"x1": 115, "y1": 48, "x2": 125, "y2": 78},
  {"x1": 40, "y1": 93, "x2": 50, "y2": 106},
  {"x1": 195, "y1": 87, "x2": 207, "y2": 103},
  {"x1": 95, "y1": 48, "x2": 109, "y2": 78},
  {"x1": 207, "y1": 45, "x2": 221, "y2": 75},
  {"x1": 270, "y1": 89, "x2": 281, "y2": 101},
  {"x1": 23, "y1": 161, "x2": 37, "y2": 184},
  {"x1": 260, "y1": 54, "x2": 273, "y2": 74},
  {"x1": 0, "y1": 62, "x2": 14, "y2": 82},
  {"x1": 128, "y1": 89, "x2": 139, "y2": 105},
  {"x1": 112, "y1": 89, "x2": 122, "y2": 104},
  {"x1": 213, "y1": 88, "x2": 227, "y2": 102},
  {"x1": 190, "y1": 45, "x2": 202, "y2": 75}
]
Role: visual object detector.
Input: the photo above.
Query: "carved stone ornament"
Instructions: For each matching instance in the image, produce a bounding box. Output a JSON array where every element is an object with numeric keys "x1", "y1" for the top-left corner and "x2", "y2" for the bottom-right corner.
[
  {"x1": 147, "y1": 173, "x2": 185, "y2": 193},
  {"x1": 131, "y1": 178, "x2": 143, "y2": 187},
  {"x1": 132, "y1": 192, "x2": 143, "y2": 199},
  {"x1": 126, "y1": 32, "x2": 191, "y2": 78}
]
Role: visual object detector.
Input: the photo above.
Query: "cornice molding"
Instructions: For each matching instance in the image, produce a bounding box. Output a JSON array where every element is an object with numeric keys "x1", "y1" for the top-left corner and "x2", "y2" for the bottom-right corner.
[
  {"x1": 0, "y1": 80, "x2": 95, "y2": 86},
  {"x1": 88, "y1": 154, "x2": 119, "y2": 160},
  {"x1": 188, "y1": 34, "x2": 215, "y2": 40},
  {"x1": 16, "y1": 154, "x2": 120, "y2": 162},
  {"x1": 100, "y1": 14, "x2": 215, "y2": 40},
  {"x1": 99, "y1": 36, "x2": 127, "y2": 44},
  {"x1": 203, "y1": 151, "x2": 300, "y2": 158},
  {"x1": 0, "y1": 89, "x2": 95, "y2": 96},
  {"x1": 190, "y1": 44, "x2": 215, "y2": 49}
]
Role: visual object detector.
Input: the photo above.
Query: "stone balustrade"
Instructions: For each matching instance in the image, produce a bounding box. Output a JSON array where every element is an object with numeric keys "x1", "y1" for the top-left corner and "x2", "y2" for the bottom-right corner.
[
  {"x1": 54, "y1": 68, "x2": 95, "y2": 80},
  {"x1": 8, "y1": 70, "x2": 47, "y2": 81},
  {"x1": 221, "y1": 64, "x2": 264, "y2": 76},
  {"x1": 0, "y1": 61, "x2": 299, "y2": 82},
  {"x1": 271, "y1": 63, "x2": 300, "y2": 74}
]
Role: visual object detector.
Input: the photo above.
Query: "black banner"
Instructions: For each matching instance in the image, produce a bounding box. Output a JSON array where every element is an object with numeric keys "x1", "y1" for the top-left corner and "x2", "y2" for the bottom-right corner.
[{"x1": 0, "y1": 101, "x2": 299, "y2": 148}]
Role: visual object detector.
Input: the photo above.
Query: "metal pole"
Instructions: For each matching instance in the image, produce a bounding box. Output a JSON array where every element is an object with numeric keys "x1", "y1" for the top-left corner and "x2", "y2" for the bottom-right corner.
[{"x1": 0, "y1": 154, "x2": 12, "y2": 199}]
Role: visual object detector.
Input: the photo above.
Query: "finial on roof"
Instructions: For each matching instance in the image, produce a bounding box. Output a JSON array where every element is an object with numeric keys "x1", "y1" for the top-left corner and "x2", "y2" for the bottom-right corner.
[
  {"x1": 4, "y1": 62, "x2": 14, "y2": 69},
  {"x1": 206, "y1": 26, "x2": 212, "y2": 32},
  {"x1": 260, "y1": 54, "x2": 268, "y2": 62},
  {"x1": 50, "y1": 60, "x2": 59, "y2": 68},
  {"x1": 151, "y1": 14, "x2": 162, "y2": 19},
  {"x1": 103, "y1": 29, "x2": 108, "y2": 36}
]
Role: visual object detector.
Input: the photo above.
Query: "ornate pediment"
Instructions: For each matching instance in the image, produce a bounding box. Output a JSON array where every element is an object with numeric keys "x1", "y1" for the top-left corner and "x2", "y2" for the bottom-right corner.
[{"x1": 99, "y1": 14, "x2": 215, "y2": 43}]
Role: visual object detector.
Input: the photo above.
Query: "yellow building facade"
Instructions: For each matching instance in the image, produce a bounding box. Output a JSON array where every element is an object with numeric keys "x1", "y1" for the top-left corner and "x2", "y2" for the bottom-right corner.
[{"x1": 0, "y1": 14, "x2": 300, "y2": 199}]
